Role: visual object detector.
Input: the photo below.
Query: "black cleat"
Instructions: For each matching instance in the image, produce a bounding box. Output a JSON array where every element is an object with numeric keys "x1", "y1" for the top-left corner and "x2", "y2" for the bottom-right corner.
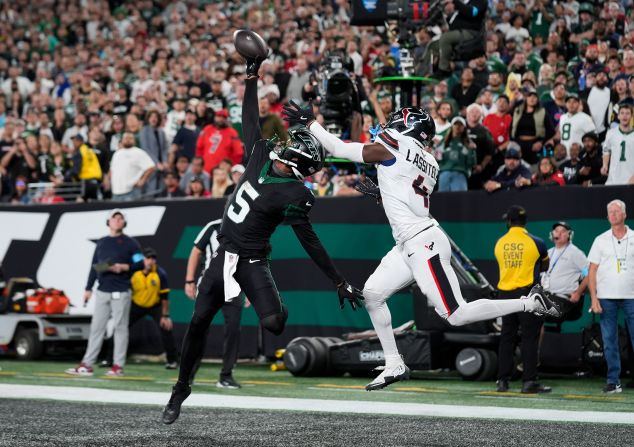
[
  {"x1": 496, "y1": 379, "x2": 509, "y2": 392},
  {"x1": 528, "y1": 285, "x2": 562, "y2": 318},
  {"x1": 162, "y1": 383, "x2": 191, "y2": 425},
  {"x1": 521, "y1": 381, "x2": 552, "y2": 394}
]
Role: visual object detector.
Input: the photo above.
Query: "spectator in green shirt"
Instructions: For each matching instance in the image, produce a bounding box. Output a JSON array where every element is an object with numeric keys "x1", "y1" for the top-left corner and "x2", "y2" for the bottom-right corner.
[{"x1": 437, "y1": 116, "x2": 477, "y2": 192}]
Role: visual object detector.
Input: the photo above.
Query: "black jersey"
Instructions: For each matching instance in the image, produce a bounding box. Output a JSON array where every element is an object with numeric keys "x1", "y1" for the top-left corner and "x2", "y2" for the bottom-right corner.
[{"x1": 217, "y1": 78, "x2": 314, "y2": 258}]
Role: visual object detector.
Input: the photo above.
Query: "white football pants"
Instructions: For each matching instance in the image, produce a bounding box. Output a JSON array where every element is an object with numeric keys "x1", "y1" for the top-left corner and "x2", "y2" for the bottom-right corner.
[{"x1": 363, "y1": 225, "x2": 528, "y2": 364}]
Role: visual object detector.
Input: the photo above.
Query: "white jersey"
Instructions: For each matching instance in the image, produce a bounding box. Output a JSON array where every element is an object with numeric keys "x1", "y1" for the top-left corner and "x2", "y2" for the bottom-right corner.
[
  {"x1": 376, "y1": 130, "x2": 439, "y2": 244},
  {"x1": 603, "y1": 126, "x2": 634, "y2": 185},
  {"x1": 558, "y1": 111, "x2": 596, "y2": 157}
]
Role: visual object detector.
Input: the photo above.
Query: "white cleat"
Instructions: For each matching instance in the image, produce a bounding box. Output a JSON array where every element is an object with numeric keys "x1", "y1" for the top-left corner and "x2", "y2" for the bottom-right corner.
[
  {"x1": 365, "y1": 363, "x2": 410, "y2": 391},
  {"x1": 527, "y1": 284, "x2": 562, "y2": 318}
]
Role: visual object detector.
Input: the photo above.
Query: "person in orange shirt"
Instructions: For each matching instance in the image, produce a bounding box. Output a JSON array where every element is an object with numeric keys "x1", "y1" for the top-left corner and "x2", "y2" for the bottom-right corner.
[{"x1": 195, "y1": 109, "x2": 244, "y2": 174}]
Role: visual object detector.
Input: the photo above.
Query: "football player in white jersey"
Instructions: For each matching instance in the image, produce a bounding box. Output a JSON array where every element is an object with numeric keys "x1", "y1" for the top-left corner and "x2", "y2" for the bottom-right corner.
[
  {"x1": 602, "y1": 103, "x2": 634, "y2": 185},
  {"x1": 554, "y1": 93, "x2": 596, "y2": 157},
  {"x1": 284, "y1": 101, "x2": 562, "y2": 390}
]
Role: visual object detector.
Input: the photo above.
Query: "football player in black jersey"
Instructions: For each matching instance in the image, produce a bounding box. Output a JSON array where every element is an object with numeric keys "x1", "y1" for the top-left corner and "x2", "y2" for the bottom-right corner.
[{"x1": 162, "y1": 55, "x2": 364, "y2": 424}]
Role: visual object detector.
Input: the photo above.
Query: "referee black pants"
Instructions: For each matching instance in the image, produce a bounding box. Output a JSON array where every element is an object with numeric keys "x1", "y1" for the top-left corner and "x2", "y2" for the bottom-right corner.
[
  {"x1": 497, "y1": 286, "x2": 543, "y2": 383},
  {"x1": 178, "y1": 248, "x2": 286, "y2": 385}
]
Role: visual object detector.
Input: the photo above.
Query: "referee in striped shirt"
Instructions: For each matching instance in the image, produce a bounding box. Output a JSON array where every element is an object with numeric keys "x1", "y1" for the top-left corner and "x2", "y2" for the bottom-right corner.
[{"x1": 184, "y1": 219, "x2": 244, "y2": 389}]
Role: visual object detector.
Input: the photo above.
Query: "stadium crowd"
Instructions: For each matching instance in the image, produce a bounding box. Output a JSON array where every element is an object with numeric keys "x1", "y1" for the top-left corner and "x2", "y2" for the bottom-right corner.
[{"x1": 0, "y1": 0, "x2": 634, "y2": 204}]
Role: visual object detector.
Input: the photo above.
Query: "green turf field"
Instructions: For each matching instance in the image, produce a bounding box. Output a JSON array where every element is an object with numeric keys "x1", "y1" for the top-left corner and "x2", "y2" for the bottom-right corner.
[{"x1": 1, "y1": 360, "x2": 633, "y2": 413}]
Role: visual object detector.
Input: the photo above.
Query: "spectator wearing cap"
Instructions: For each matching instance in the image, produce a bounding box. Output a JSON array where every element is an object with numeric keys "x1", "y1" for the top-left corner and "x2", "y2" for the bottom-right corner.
[
  {"x1": 570, "y1": 3, "x2": 595, "y2": 45},
  {"x1": 577, "y1": 131, "x2": 607, "y2": 185},
  {"x1": 139, "y1": 110, "x2": 169, "y2": 193},
  {"x1": 543, "y1": 222, "x2": 588, "y2": 316},
  {"x1": 223, "y1": 164, "x2": 245, "y2": 196},
  {"x1": 65, "y1": 133, "x2": 103, "y2": 200},
  {"x1": 549, "y1": 92, "x2": 596, "y2": 159},
  {"x1": 65, "y1": 209, "x2": 144, "y2": 378},
  {"x1": 495, "y1": 205, "x2": 551, "y2": 394},
  {"x1": 588, "y1": 199, "x2": 634, "y2": 394},
  {"x1": 10, "y1": 176, "x2": 31, "y2": 204},
  {"x1": 169, "y1": 108, "x2": 200, "y2": 164},
  {"x1": 258, "y1": 94, "x2": 288, "y2": 141},
  {"x1": 602, "y1": 103, "x2": 634, "y2": 185},
  {"x1": 465, "y1": 104, "x2": 495, "y2": 189},
  {"x1": 484, "y1": 146, "x2": 532, "y2": 192},
  {"x1": 188, "y1": 176, "x2": 210, "y2": 198},
  {"x1": 109, "y1": 132, "x2": 156, "y2": 201},
  {"x1": 128, "y1": 247, "x2": 179, "y2": 369},
  {"x1": 585, "y1": 69, "x2": 612, "y2": 139},
  {"x1": 436, "y1": 116, "x2": 476, "y2": 192},
  {"x1": 511, "y1": 87, "x2": 556, "y2": 165},
  {"x1": 195, "y1": 108, "x2": 243, "y2": 174},
  {"x1": 159, "y1": 171, "x2": 186, "y2": 199}
]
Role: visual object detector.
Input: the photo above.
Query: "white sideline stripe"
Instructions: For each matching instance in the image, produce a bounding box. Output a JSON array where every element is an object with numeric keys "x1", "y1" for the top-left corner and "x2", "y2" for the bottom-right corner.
[{"x1": 1, "y1": 384, "x2": 633, "y2": 425}]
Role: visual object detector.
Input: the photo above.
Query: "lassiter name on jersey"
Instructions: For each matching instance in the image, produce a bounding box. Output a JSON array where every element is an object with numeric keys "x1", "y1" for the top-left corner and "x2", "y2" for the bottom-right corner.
[{"x1": 405, "y1": 147, "x2": 439, "y2": 181}]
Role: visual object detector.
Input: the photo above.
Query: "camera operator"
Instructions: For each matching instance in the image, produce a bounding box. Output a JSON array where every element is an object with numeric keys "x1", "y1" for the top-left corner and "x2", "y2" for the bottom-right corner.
[
  {"x1": 421, "y1": 0, "x2": 488, "y2": 79},
  {"x1": 303, "y1": 52, "x2": 365, "y2": 140}
]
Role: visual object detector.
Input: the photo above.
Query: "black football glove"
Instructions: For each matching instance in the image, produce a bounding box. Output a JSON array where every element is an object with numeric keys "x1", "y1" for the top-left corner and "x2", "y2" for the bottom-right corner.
[
  {"x1": 355, "y1": 177, "x2": 381, "y2": 203},
  {"x1": 282, "y1": 100, "x2": 316, "y2": 128},
  {"x1": 245, "y1": 51, "x2": 269, "y2": 78},
  {"x1": 337, "y1": 280, "x2": 364, "y2": 311}
]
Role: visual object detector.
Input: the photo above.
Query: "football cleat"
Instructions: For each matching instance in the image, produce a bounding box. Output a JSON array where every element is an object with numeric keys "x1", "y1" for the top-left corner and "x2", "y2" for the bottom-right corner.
[
  {"x1": 162, "y1": 383, "x2": 192, "y2": 425},
  {"x1": 528, "y1": 284, "x2": 562, "y2": 318},
  {"x1": 365, "y1": 363, "x2": 410, "y2": 391},
  {"x1": 64, "y1": 363, "x2": 94, "y2": 376},
  {"x1": 216, "y1": 376, "x2": 241, "y2": 389}
]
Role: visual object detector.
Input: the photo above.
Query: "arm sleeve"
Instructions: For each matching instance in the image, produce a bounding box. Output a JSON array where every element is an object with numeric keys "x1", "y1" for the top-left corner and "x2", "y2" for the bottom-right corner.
[
  {"x1": 243, "y1": 78, "x2": 263, "y2": 155},
  {"x1": 292, "y1": 222, "x2": 344, "y2": 286},
  {"x1": 195, "y1": 128, "x2": 206, "y2": 158},
  {"x1": 308, "y1": 121, "x2": 365, "y2": 162},
  {"x1": 543, "y1": 113, "x2": 556, "y2": 141},
  {"x1": 86, "y1": 246, "x2": 98, "y2": 290},
  {"x1": 282, "y1": 191, "x2": 314, "y2": 226},
  {"x1": 66, "y1": 152, "x2": 82, "y2": 180}
]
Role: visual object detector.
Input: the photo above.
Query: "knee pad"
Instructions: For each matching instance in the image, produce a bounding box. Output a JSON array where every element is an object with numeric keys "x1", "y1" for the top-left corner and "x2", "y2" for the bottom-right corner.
[
  {"x1": 261, "y1": 305, "x2": 288, "y2": 336},
  {"x1": 362, "y1": 284, "x2": 388, "y2": 310},
  {"x1": 445, "y1": 307, "x2": 465, "y2": 327}
]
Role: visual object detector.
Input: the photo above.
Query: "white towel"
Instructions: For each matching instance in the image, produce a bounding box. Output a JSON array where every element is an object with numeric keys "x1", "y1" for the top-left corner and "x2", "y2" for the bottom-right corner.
[{"x1": 223, "y1": 251, "x2": 242, "y2": 302}]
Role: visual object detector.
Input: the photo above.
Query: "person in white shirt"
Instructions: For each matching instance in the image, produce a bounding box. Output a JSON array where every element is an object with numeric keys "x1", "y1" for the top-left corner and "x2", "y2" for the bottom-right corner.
[
  {"x1": 586, "y1": 71, "x2": 611, "y2": 136},
  {"x1": 602, "y1": 103, "x2": 634, "y2": 185},
  {"x1": 553, "y1": 93, "x2": 596, "y2": 158},
  {"x1": 109, "y1": 132, "x2": 156, "y2": 201},
  {"x1": 543, "y1": 222, "x2": 588, "y2": 313},
  {"x1": 588, "y1": 199, "x2": 634, "y2": 394}
]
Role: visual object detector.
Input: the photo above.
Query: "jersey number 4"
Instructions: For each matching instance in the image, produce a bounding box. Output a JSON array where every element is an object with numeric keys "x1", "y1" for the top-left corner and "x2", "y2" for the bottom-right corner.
[
  {"x1": 227, "y1": 181, "x2": 260, "y2": 224},
  {"x1": 412, "y1": 175, "x2": 430, "y2": 208}
]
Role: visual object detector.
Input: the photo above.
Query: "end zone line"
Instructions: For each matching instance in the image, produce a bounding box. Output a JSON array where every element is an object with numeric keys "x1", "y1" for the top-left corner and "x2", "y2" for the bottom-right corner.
[{"x1": 0, "y1": 384, "x2": 633, "y2": 425}]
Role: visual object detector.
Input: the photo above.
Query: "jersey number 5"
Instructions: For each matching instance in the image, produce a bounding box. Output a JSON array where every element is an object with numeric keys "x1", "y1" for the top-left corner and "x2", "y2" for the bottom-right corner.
[
  {"x1": 412, "y1": 175, "x2": 430, "y2": 208},
  {"x1": 227, "y1": 181, "x2": 260, "y2": 224}
]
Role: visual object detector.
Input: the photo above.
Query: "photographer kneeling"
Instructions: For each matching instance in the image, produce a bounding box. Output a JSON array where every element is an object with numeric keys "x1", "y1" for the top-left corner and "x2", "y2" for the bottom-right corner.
[{"x1": 422, "y1": 0, "x2": 487, "y2": 79}]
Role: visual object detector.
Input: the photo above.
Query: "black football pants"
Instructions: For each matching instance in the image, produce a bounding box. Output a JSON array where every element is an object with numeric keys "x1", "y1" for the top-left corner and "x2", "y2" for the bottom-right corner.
[
  {"x1": 497, "y1": 286, "x2": 543, "y2": 382},
  {"x1": 178, "y1": 248, "x2": 286, "y2": 385}
]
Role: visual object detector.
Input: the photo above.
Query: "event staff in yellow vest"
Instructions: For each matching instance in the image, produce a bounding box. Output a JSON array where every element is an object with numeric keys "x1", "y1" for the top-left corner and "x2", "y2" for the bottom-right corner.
[
  {"x1": 184, "y1": 218, "x2": 244, "y2": 389},
  {"x1": 128, "y1": 247, "x2": 179, "y2": 369},
  {"x1": 66, "y1": 134, "x2": 102, "y2": 200},
  {"x1": 494, "y1": 205, "x2": 552, "y2": 394}
]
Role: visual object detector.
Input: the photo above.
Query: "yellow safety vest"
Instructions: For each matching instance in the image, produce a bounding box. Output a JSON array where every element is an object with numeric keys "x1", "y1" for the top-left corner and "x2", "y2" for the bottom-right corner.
[
  {"x1": 79, "y1": 144, "x2": 102, "y2": 180},
  {"x1": 131, "y1": 266, "x2": 170, "y2": 308}
]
